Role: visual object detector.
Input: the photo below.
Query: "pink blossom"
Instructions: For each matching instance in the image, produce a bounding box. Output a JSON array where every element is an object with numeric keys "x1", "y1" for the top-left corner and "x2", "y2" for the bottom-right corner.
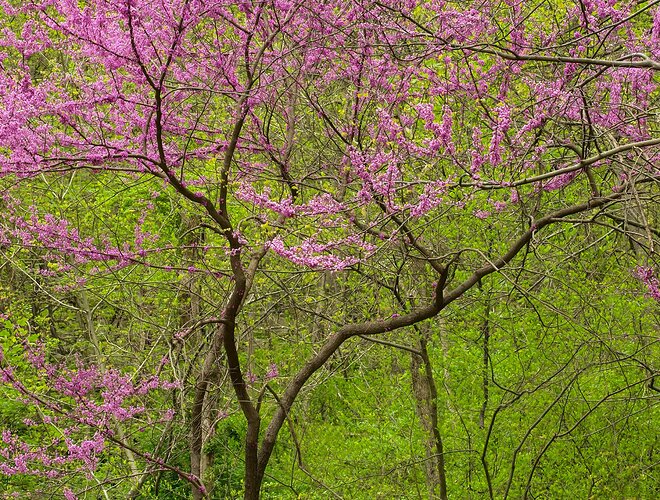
[
  {"x1": 63, "y1": 488, "x2": 77, "y2": 500},
  {"x1": 635, "y1": 267, "x2": 660, "y2": 302},
  {"x1": 543, "y1": 171, "x2": 579, "y2": 191},
  {"x1": 490, "y1": 200, "x2": 507, "y2": 212},
  {"x1": 265, "y1": 364, "x2": 279, "y2": 381}
]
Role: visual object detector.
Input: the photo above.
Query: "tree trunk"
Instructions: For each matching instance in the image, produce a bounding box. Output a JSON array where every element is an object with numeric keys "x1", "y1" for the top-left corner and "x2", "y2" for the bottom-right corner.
[
  {"x1": 410, "y1": 332, "x2": 448, "y2": 500},
  {"x1": 479, "y1": 299, "x2": 491, "y2": 429},
  {"x1": 191, "y1": 339, "x2": 221, "y2": 500},
  {"x1": 244, "y1": 416, "x2": 262, "y2": 500}
]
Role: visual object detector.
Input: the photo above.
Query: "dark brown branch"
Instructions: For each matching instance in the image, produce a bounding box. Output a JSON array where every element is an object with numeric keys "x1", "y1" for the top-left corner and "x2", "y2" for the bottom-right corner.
[
  {"x1": 358, "y1": 334, "x2": 422, "y2": 356},
  {"x1": 256, "y1": 192, "x2": 625, "y2": 483}
]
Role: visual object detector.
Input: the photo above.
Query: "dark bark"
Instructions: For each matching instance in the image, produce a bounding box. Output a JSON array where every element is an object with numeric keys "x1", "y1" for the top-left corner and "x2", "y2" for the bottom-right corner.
[
  {"x1": 190, "y1": 333, "x2": 223, "y2": 500},
  {"x1": 479, "y1": 298, "x2": 491, "y2": 430},
  {"x1": 411, "y1": 334, "x2": 448, "y2": 499}
]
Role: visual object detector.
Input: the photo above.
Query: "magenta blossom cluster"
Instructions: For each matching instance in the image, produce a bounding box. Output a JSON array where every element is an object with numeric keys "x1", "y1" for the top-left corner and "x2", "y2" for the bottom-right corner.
[
  {"x1": 0, "y1": 0, "x2": 657, "y2": 277},
  {"x1": 635, "y1": 267, "x2": 660, "y2": 302},
  {"x1": 0, "y1": 333, "x2": 177, "y2": 481}
]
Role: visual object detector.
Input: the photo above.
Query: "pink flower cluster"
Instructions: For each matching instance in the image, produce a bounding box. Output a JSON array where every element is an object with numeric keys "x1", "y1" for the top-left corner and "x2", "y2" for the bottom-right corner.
[
  {"x1": 0, "y1": 330, "x2": 177, "y2": 481},
  {"x1": 268, "y1": 235, "x2": 376, "y2": 271},
  {"x1": 635, "y1": 267, "x2": 660, "y2": 302}
]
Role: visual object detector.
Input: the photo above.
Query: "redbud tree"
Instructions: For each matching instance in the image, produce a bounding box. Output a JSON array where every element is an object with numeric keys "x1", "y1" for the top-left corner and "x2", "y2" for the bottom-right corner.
[{"x1": 0, "y1": 0, "x2": 658, "y2": 498}]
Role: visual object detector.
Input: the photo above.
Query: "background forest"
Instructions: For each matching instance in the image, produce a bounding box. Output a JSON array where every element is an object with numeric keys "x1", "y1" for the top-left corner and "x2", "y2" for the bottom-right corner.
[{"x1": 0, "y1": 0, "x2": 658, "y2": 499}]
